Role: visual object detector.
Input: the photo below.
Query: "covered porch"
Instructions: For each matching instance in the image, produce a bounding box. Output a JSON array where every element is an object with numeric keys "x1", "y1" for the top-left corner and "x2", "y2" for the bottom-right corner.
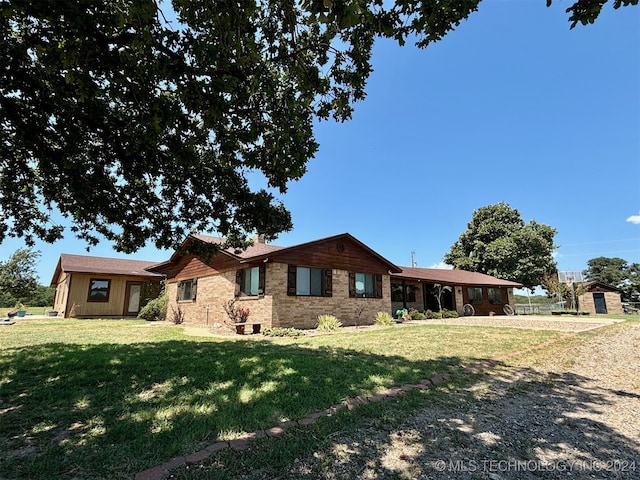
[{"x1": 391, "y1": 267, "x2": 522, "y2": 316}]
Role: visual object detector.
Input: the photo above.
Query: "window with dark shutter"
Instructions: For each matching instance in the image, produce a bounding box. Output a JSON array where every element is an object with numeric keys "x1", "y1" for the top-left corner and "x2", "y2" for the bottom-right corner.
[
  {"x1": 259, "y1": 264, "x2": 266, "y2": 294},
  {"x1": 350, "y1": 272, "x2": 382, "y2": 298},
  {"x1": 294, "y1": 266, "x2": 330, "y2": 296},
  {"x1": 349, "y1": 272, "x2": 356, "y2": 298},
  {"x1": 375, "y1": 274, "x2": 383, "y2": 299},
  {"x1": 177, "y1": 279, "x2": 197, "y2": 302},
  {"x1": 238, "y1": 266, "x2": 263, "y2": 296},
  {"x1": 323, "y1": 269, "x2": 332, "y2": 297},
  {"x1": 287, "y1": 265, "x2": 297, "y2": 296}
]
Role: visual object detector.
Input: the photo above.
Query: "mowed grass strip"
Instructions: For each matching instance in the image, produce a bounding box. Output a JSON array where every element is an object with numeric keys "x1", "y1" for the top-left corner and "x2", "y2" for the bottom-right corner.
[{"x1": 0, "y1": 319, "x2": 560, "y2": 479}]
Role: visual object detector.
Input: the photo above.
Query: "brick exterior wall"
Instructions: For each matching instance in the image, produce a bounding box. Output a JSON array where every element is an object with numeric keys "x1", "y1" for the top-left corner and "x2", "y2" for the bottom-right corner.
[
  {"x1": 167, "y1": 271, "x2": 275, "y2": 327},
  {"x1": 578, "y1": 291, "x2": 623, "y2": 315},
  {"x1": 166, "y1": 262, "x2": 392, "y2": 329},
  {"x1": 270, "y1": 263, "x2": 391, "y2": 329}
]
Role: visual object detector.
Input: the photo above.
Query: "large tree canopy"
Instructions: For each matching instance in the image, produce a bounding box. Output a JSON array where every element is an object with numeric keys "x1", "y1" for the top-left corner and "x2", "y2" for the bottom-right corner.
[
  {"x1": 584, "y1": 256, "x2": 640, "y2": 302},
  {"x1": 1, "y1": 0, "x2": 636, "y2": 252},
  {"x1": 444, "y1": 203, "x2": 557, "y2": 290}
]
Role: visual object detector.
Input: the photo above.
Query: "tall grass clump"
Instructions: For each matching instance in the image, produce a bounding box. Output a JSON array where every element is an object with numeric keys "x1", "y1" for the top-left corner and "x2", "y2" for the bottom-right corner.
[
  {"x1": 316, "y1": 314, "x2": 342, "y2": 331},
  {"x1": 375, "y1": 311, "x2": 395, "y2": 326}
]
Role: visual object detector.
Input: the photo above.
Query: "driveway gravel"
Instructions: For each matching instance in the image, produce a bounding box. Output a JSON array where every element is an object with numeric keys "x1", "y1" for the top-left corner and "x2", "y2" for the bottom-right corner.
[{"x1": 278, "y1": 319, "x2": 640, "y2": 479}]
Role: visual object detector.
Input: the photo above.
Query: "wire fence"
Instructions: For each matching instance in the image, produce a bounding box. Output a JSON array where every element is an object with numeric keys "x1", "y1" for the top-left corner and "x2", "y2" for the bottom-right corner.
[
  {"x1": 514, "y1": 303, "x2": 559, "y2": 315},
  {"x1": 516, "y1": 302, "x2": 640, "y2": 315}
]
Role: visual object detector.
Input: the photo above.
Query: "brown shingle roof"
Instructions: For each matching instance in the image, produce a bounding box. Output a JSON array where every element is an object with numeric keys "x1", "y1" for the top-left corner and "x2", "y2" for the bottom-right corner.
[
  {"x1": 191, "y1": 234, "x2": 285, "y2": 259},
  {"x1": 51, "y1": 254, "x2": 163, "y2": 286},
  {"x1": 392, "y1": 267, "x2": 522, "y2": 287}
]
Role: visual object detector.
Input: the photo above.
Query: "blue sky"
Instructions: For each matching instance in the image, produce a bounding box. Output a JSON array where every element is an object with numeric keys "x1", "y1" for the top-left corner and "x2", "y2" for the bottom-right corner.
[{"x1": 1, "y1": 0, "x2": 639, "y2": 287}]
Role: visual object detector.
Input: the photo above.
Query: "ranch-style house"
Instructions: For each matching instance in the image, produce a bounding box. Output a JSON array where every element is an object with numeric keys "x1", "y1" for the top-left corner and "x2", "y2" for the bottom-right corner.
[{"x1": 51, "y1": 232, "x2": 522, "y2": 325}]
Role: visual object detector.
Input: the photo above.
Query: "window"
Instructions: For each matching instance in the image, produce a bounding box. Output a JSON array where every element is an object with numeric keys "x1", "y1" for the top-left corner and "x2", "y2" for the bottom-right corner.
[
  {"x1": 88, "y1": 279, "x2": 111, "y2": 302},
  {"x1": 468, "y1": 287, "x2": 483, "y2": 304},
  {"x1": 296, "y1": 267, "x2": 323, "y2": 296},
  {"x1": 287, "y1": 265, "x2": 332, "y2": 297},
  {"x1": 488, "y1": 288, "x2": 503, "y2": 304},
  {"x1": 391, "y1": 283, "x2": 417, "y2": 302},
  {"x1": 177, "y1": 279, "x2": 197, "y2": 302},
  {"x1": 237, "y1": 265, "x2": 265, "y2": 296},
  {"x1": 349, "y1": 272, "x2": 383, "y2": 299}
]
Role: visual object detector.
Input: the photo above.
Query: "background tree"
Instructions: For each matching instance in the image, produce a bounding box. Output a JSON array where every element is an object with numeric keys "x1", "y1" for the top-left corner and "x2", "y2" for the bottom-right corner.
[
  {"x1": 444, "y1": 203, "x2": 557, "y2": 290},
  {"x1": 0, "y1": 248, "x2": 40, "y2": 300},
  {"x1": 1, "y1": 0, "x2": 636, "y2": 252},
  {"x1": 584, "y1": 257, "x2": 640, "y2": 302}
]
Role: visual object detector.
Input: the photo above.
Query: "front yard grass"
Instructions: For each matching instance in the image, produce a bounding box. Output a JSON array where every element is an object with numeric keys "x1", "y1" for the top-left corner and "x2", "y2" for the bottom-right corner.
[{"x1": 0, "y1": 318, "x2": 563, "y2": 479}]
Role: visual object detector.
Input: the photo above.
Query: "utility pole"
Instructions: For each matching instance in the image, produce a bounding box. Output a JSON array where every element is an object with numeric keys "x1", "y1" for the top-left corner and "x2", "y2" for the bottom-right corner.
[{"x1": 410, "y1": 251, "x2": 417, "y2": 268}]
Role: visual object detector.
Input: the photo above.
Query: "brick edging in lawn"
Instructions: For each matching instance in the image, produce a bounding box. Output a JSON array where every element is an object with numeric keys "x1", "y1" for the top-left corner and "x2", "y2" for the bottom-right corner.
[{"x1": 135, "y1": 335, "x2": 570, "y2": 480}]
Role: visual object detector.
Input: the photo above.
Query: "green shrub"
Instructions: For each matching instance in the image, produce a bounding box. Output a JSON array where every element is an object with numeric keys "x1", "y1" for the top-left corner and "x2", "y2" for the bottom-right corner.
[
  {"x1": 137, "y1": 292, "x2": 168, "y2": 322},
  {"x1": 316, "y1": 314, "x2": 342, "y2": 331},
  {"x1": 262, "y1": 327, "x2": 305, "y2": 337},
  {"x1": 408, "y1": 308, "x2": 426, "y2": 320},
  {"x1": 375, "y1": 311, "x2": 395, "y2": 326},
  {"x1": 425, "y1": 309, "x2": 442, "y2": 319},
  {"x1": 442, "y1": 309, "x2": 459, "y2": 318}
]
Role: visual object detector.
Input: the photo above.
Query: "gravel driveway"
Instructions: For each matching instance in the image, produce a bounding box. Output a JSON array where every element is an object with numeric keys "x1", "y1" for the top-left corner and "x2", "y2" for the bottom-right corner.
[{"x1": 279, "y1": 319, "x2": 640, "y2": 479}]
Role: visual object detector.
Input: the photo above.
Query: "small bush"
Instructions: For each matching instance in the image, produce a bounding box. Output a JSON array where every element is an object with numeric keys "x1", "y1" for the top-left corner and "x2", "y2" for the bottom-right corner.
[
  {"x1": 425, "y1": 309, "x2": 442, "y2": 319},
  {"x1": 223, "y1": 299, "x2": 251, "y2": 323},
  {"x1": 262, "y1": 327, "x2": 305, "y2": 337},
  {"x1": 375, "y1": 311, "x2": 395, "y2": 326},
  {"x1": 137, "y1": 292, "x2": 168, "y2": 322},
  {"x1": 408, "y1": 308, "x2": 426, "y2": 320},
  {"x1": 316, "y1": 314, "x2": 342, "y2": 331},
  {"x1": 170, "y1": 305, "x2": 185, "y2": 325},
  {"x1": 442, "y1": 309, "x2": 459, "y2": 318}
]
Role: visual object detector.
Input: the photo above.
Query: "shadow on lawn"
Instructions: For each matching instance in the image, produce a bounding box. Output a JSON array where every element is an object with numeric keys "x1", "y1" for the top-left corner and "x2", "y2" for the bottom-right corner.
[
  {"x1": 234, "y1": 368, "x2": 640, "y2": 480},
  {"x1": 0, "y1": 338, "x2": 471, "y2": 479}
]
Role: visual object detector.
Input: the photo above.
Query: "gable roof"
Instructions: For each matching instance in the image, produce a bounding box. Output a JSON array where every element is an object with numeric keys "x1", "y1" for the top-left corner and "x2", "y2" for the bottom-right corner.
[
  {"x1": 392, "y1": 267, "x2": 522, "y2": 288},
  {"x1": 149, "y1": 232, "x2": 402, "y2": 276},
  {"x1": 584, "y1": 280, "x2": 621, "y2": 292},
  {"x1": 191, "y1": 234, "x2": 286, "y2": 259},
  {"x1": 238, "y1": 233, "x2": 402, "y2": 272},
  {"x1": 50, "y1": 254, "x2": 163, "y2": 286}
]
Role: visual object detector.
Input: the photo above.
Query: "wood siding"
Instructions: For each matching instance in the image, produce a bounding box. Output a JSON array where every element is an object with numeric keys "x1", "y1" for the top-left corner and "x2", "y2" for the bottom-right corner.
[
  {"x1": 267, "y1": 237, "x2": 393, "y2": 274},
  {"x1": 52, "y1": 272, "x2": 71, "y2": 315},
  {"x1": 59, "y1": 273, "x2": 160, "y2": 318},
  {"x1": 461, "y1": 286, "x2": 512, "y2": 316}
]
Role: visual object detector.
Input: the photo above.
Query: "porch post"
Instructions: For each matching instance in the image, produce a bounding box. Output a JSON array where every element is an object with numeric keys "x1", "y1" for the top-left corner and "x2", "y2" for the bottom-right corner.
[{"x1": 402, "y1": 280, "x2": 407, "y2": 309}]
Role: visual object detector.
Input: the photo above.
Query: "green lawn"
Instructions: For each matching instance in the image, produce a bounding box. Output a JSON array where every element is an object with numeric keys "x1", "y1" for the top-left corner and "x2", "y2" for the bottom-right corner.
[{"x1": 0, "y1": 318, "x2": 564, "y2": 479}]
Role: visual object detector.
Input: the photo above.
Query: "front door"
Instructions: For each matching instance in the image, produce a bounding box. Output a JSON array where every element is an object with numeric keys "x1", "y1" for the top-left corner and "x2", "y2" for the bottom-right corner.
[
  {"x1": 593, "y1": 293, "x2": 607, "y2": 314},
  {"x1": 124, "y1": 282, "x2": 143, "y2": 316}
]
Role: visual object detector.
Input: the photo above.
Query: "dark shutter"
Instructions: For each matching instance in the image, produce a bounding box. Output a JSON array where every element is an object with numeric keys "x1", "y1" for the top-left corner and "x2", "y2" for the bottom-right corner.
[
  {"x1": 323, "y1": 269, "x2": 333, "y2": 297},
  {"x1": 348, "y1": 272, "x2": 356, "y2": 298},
  {"x1": 191, "y1": 279, "x2": 198, "y2": 301},
  {"x1": 259, "y1": 264, "x2": 266, "y2": 294},
  {"x1": 375, "y1": 274, "x2": 383, "y2": 299},
  {"x1": 235, "y1": 270, "x2": 242, "y2": 296},
  {"x1": 287, "y1": 265, "x2": 297, "y2": 296}
]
